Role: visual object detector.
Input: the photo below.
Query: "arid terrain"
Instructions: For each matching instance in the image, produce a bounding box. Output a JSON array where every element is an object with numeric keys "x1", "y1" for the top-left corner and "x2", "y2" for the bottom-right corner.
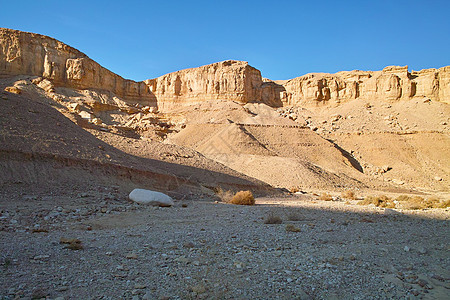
[{"x1": 0, "y1": 28, "x2": 449, "y2": 299}]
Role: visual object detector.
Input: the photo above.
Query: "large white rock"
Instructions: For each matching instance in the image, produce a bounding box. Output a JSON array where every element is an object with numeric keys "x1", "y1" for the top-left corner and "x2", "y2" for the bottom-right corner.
[{"x1": 129, "y1": 189, "x2": 174, "y2": 207}]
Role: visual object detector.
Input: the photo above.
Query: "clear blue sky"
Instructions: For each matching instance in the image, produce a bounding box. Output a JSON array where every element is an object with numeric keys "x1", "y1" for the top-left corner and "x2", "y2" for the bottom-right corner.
[{"x1": 1, "y1": 0, "x2": 449, "y2": 81}]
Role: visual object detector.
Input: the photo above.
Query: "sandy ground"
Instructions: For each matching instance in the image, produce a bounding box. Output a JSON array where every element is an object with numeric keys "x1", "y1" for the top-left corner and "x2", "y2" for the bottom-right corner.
[{"x1": 1, "y1": 188, "x2": 449, "y2": 299}]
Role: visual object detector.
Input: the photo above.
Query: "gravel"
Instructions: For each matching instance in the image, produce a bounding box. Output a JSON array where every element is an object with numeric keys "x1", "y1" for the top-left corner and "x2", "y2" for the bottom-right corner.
[{"x1": 1, "y1": 189, "x2": 449, "y2": 299}]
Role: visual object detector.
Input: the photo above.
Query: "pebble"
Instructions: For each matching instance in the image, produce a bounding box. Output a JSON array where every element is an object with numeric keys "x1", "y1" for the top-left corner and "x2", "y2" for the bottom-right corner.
[{"x1": 126, "y1": 252, "x2": 138, "y2": 259}]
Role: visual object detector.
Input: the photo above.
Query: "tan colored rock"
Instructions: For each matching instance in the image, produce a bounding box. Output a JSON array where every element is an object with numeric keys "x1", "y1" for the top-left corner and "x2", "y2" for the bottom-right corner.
[
  {"x1": 79, "y1": 111, "x2": 93, "y2": 120},
  {"x1": 1, "y1": 27, "x2": 448, "y2": 111},
  {"x1": 279, "y1": 65, "x2": 450, "y2": 106},
  {"x1": 0, "y1": 28, "x2": 156, "y2": 106},
  {"x1": 36, "y1": 78, "x2": 54, "y2": 93},
  {"x1": 144, "y1": 60, "x2": 281, "y2": 111},
  {"x1": 4, "y1": 86, "x2": 21, "y2": 94}
]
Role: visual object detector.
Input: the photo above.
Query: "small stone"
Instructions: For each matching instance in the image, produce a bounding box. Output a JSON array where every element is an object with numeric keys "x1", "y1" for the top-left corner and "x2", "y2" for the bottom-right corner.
[
  {"x1": 434, "y1": 176, "x2": 443, "y2": 181},
  {"x1": 183, "y1": 242, "x2": 195, "y2": 248},
  {"x1": 4, "y1": 86, "x2": 22, "y2": 94},
  {"x1": 274, "y1": 250, "x2": 283, "y2": 257},
  {"x1": 417, "y1": 279, "x2": 429, "y2": 288},
  {"x1": 134, "y1": 284, "x2": 146, "y2": 289},
  {"x1": 404, "y1": 246, "x2": 410, "y2": 252},
  {"x1": 191, "y1": 284, "x2": 207, "y2": 294},
  {"x1": 126, "y1": 252, "x2": 138, "y2": 259},
  {"x1": 31, "y1": 288, "x2": 48, "y2": 299},
  {"x1": 105, "y1": 251, "x2": 113, "y2": 256},
  {"x1": 33, "y1": 255, "x2": 50, "y2": 260},
  {"x1": 175, "y1": 256, "x2": 191, "y2": 264},
  {"x1": 417, "y1": 247, "x2": 427, "y2": 254}
]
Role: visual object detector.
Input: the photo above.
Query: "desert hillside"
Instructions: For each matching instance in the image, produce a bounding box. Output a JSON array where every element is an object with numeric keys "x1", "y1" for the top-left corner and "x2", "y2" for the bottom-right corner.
[
  {"x1": 1, "y1": 27, "x2": 448, "y2": 195},
  {"x1": 1, "y1": 27, "x2": 450, "y2": 300}
]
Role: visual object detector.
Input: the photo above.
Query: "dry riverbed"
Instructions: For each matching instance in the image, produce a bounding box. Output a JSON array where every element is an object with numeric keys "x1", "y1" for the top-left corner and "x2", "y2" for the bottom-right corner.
[{"x1": 1, "y1": 188, "x2": 449, "y2": 300}]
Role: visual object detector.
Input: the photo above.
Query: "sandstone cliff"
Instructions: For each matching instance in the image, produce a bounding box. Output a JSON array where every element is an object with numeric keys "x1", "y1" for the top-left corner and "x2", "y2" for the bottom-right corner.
[
  {"x1": 277, "y1": 65, "x2": 450, "y2": 106},
  {"x1": 1, "y1": 28, "x2": 448, "y2": 110},
  {"x1": 143, "y1": 60, "x2": 283, "y2": 111},
  {"x1": 0, "y1": 28, "x2": 155, "y2": 105}
]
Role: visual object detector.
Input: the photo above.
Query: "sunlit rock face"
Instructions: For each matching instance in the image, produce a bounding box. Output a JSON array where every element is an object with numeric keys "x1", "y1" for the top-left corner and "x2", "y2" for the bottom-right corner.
[{"x1": 1, "y1": 27, "x2": 449, "y2": 112}]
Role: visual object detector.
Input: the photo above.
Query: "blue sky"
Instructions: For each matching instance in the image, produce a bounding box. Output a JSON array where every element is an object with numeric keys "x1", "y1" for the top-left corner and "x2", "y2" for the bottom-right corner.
[{"x1": 1, "y1": 0, "x2": 449, "y2": 81}]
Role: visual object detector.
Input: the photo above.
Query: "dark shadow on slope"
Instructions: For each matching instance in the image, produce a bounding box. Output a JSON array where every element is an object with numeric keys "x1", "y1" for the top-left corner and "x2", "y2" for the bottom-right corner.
[
  {"x1": 325, "y1": 138, "x2": 364, "y2": 173},
  {"x1": 0, "y1": 88, "x2": 275, "y2": 197}
]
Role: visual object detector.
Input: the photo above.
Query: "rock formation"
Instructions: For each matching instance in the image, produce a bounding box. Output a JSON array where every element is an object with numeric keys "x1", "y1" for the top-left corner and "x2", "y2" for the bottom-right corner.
[
  {"x1": 1, "y1": 27, "x2": 449, "y2": 111},
  {"x1": 0, "y1": 28, "x2": 156, "y2": 105},
  {"x1": 277, "y1": 66, "x2": 450, "y2": 106},
  {"x1": 143, "y1": 60, "x2": 283, "y2": 111}
]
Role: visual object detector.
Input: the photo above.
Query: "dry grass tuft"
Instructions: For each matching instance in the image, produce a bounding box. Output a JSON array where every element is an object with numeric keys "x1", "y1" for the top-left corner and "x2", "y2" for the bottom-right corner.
[
  {"x1": 215, "y1": 187, "x2": 234, "y2": 203},
  {"x1": 60, "y1": 237, "x2": 83, "y2": 250},
  {"x1": 286, "y1": 212, "x2": 303, "y2": 221},
  {"x1": 396, "y1": 195, "x2": 450, "y2": 210},
  {"x1": 285, "y1": 224, "x2": 301, "y2": 232},
  {"x1": 341, "y1": 190, "x2": 357, "y2": 200},
  {"x1": 289, "y1": 186, "x2": 300, "y2": 193},
  {"x1": 358, "y1": 194, "x2": 450, "y2": 210},
  {"x1": 265, "y1": 213, "x2": 282, "y2": 224},
  {"x1": 358, "y1": 195, "x2": 394, "y2": 208},
  {"x1": 230, "y1": 190, "x2": 255, "y2": 205},
  {"x1": 319, "y1": 193, "x2": 333, "y2": 201}
]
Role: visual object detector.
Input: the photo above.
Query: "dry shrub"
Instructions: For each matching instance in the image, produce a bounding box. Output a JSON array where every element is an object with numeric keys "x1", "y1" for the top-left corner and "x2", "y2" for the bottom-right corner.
[
  {"x1": 358, "y1": 194, "x2": 449, "y2": 210},
  {"x1": 319, "y1": 193, "x2": 333, "y2": 201},
  {"x1": 285, "y1": 224, "x2": 301, "y2": 232},
  {"x1": 341, "y1": 190, "x2": 356, "y2": 200},
  {"x1": 289, "y1": 186, "x2": 300, "y2": 193},
  {"x1": 286, "y1": 212, "x2": 302, "y2": 221},
  {"x1": 230, "y1": 190, "x2": 255, "y2": 205},
  {"x1": 216, "y1": 187, "x2": 234, "y2": 203},
  {"x1": 60, "y1": 237, "x2": 83, "y2": 250},
  {"x1": 358, "y1": 195, "x2": 395, "y2": 208},
  {"x1": 265, "y1": 213, "x2": 282, "y2": 224},
  {"x1": 396, "y1": 195, "x2": 450, "y2": 210}
]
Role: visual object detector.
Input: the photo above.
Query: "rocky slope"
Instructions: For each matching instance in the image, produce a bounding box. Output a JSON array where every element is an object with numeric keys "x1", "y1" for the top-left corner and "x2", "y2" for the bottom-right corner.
[{"x1": 1, "y1": 27, "x2": 449, "y2": 194}]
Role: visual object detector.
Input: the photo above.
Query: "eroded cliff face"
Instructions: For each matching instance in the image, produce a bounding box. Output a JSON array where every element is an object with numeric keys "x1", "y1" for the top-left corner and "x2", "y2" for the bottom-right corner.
[
  {"x1": 1, "y1": 28, "x2": 449, "y2": 111},
  {"x1": 278, "y1": 65, "x2": 450, "y2": 106},
  {"x1": 0, "y1": 28, "x2": 155, "y2": 105},
  {"x1": 143, "y1": 60, "x2": 282, "y2": 111}
]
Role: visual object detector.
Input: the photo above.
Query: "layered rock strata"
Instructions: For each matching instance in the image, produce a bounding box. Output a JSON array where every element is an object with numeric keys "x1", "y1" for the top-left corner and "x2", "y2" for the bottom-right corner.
[
  {"x1": 277, "y1": 65, "x2": 450, "y2": 106},
  {"x1": 0, "y1": 28, "x2": 155, "y2": 105},
  {"x1": 1, "y1": 28, "x2": 449, "y2": 111}
]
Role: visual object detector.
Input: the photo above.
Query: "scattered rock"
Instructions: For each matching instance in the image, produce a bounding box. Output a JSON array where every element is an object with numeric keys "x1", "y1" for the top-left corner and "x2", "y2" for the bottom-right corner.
[
  {"x1": 4, "y1": 86, "x2": 22, "y2": 94},
  {"x1": 129, "y1": 189, "x2": 174, "y2": 207},
  {"x1": 126, "y1": 252, "x2": 138, "y2": 259},
  {"x1": 60, "y1": 237, "x2": 83, "y2": 250},
  {"x1": 285, "y1": 224, "x2": 301, "y2": 232}
]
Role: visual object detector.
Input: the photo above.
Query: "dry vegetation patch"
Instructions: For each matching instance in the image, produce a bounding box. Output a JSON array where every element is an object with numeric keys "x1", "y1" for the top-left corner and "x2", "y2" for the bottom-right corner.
[
  {"x1": 215, "y1": 188, "x2": 234, "y2": 203},
  {"x1": 230, "y1": 190, "x2": 255, "y2": 205},
  {"x1": 358, "y1": 195, "x2": 450, "y2": 210},
  {"x1": 217, "y1": 189, "x2": 255, "y2": 205},
  {"x1": 285, "y1": 224, "x2": 301, "y2": 232},
  {"x1": 264, "y1": 213, "x2": 283, "y2": 224},
  {"x1": 319, "y1": 193, "x2": 333, "y2": 201},
  {"x1": 341, "y1": 190, "x2": 357, "y2": 200}
]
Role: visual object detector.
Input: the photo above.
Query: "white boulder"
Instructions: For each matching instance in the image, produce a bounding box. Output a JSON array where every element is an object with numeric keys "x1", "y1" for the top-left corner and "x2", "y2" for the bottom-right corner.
[{"x1": 129, "y1": 189, "x2": 174, "y2": 207}]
